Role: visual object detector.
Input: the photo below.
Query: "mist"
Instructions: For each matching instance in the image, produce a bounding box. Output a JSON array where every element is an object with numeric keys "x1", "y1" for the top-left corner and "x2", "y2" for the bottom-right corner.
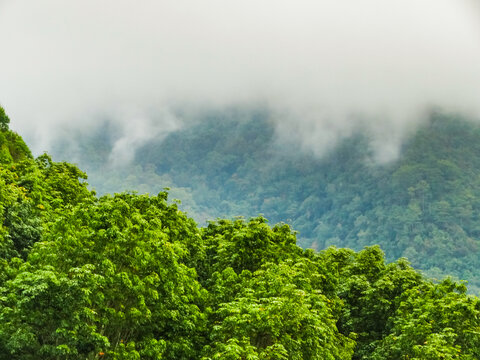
[{"x1": 0, "y1": 0, "x2": 479, "y2": 161}]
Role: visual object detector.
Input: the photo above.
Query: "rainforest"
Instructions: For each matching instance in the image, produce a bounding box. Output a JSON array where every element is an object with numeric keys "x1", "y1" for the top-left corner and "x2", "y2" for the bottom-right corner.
[
  {"x1": 2, "y1": 1, "x2": 480, "y2": 358},
  {"x1": 1, "y1": 106, "x2": 480, "y2": 359}
]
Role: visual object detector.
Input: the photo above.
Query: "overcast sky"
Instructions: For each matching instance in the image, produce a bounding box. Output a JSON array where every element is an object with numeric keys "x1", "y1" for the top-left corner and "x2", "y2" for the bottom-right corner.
[{"x1": 1, "y1": 0, "x2": 479, "y2": 160}]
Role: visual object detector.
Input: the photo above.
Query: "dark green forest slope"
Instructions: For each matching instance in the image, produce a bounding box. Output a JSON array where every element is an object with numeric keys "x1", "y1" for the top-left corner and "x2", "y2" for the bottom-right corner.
[
  {"x1": 52, "y1": 109, "x2": 480, "y2": 291},
  {"x1": 1, "y1": 105, "x2": 480, "y2": 359}
]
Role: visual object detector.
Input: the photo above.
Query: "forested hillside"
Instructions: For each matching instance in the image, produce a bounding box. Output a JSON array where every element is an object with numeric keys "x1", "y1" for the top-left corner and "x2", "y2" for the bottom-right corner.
[
  {"x1": 51, "y1": 109, "x2": 480, "y2": 292},
  {"x1": 1, "y1": 105, "x2": 480, "y2": 358}
]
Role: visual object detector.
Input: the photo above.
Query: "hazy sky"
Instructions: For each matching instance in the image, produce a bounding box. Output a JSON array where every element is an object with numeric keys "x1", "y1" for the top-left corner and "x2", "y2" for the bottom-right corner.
[{"x1": 1, "y1": 0, "x2": 479, "y2": 160}]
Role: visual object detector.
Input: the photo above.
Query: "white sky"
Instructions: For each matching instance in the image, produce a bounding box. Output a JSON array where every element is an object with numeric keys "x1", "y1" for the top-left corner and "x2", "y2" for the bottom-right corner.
[{"x1": 0, "y1": 0, "x2": 479, "y2": 160}]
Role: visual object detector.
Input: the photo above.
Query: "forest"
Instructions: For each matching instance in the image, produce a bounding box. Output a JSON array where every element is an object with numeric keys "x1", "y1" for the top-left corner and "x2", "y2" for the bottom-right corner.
[
  {"x1": 1, "y1": 106, "x2": 480, "y2": 358},
  {"x1": 53, "y1": 108, "x2": 480, "y2": 293}
]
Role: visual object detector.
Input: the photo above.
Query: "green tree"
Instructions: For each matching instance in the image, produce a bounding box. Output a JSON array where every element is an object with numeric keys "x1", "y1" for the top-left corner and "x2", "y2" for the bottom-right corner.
[
  {"x1": 370, "y1": 279, "x2": 480, "y2": 359},
  {"x1": 203, "y1": 260, "x2": 354, "y2": 359},
  {"x1": 0, "y1": 106, "x2": 10, "y2": 131},
  {"x1": 0, "y1": 192, "x2": 207, "y2": 359}
]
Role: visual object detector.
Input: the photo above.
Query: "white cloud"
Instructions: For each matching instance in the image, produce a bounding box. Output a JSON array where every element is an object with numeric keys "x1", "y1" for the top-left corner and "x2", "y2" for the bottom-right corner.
[{"x1": 0, "y1": 0, "x2": 479, "y2": 158}]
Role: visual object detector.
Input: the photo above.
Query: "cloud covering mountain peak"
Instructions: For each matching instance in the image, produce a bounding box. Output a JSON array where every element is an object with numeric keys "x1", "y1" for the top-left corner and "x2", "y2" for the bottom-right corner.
[{"x1": 1, "y1": 0, "x2": 479, "y2": 160}]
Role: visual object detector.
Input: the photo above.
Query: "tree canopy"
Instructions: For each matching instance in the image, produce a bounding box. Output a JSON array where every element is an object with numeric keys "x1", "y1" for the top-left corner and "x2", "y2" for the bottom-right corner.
[
  {"x1": 0, "y1": 106, "x2": 10, "y2": 131},
  {"x1": 0, "y1": 110, "x2": 479, "y2": 358}
]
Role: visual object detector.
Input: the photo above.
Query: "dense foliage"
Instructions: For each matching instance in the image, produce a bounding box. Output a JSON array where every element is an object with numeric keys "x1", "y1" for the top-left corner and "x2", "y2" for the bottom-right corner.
[
  {"x1": 52, "y1": 109, "x2": 480, "y2": 292},
  {"x1": 1, "y1": 107, "x2": 480, "y2": 358}
]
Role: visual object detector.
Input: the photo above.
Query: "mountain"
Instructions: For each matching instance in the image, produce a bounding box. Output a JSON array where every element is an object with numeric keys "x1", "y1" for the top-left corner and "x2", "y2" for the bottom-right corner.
[{"x1": 50, "y1": 110, "x2": 480, "y2": 292}]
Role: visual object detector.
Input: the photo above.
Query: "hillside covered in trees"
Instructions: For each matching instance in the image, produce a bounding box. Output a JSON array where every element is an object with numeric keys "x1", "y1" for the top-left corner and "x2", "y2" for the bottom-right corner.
[
  {"x1": 1, "y1": 106, "x2": 480, "y2": 358},
  {"x1": 52, "y1": 109, "x2": 480, "y2": 292}
]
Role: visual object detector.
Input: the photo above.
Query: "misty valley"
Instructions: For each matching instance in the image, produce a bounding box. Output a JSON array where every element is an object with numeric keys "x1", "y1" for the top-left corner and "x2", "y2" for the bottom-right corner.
[{"x1": 1, "y1": 105, "x2": 480, "y2": 359}]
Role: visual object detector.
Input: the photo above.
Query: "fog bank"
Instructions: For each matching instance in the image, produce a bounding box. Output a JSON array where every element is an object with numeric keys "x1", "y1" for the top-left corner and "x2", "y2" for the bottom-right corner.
[{"x1": 0, "y1": 0, "x2": 479, "y2": 160}]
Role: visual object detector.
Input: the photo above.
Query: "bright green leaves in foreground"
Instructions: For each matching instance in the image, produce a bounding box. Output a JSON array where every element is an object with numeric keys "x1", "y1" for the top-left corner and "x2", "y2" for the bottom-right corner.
[
  {"x1": 0, "y1": 106, "x2": 10, "y2": 131},
  {"x1": 1, "y1": 185, "x2": 480, "y2": 359},
  {"x1": 0, "y1": 153, "x2": 94, "y2": 260},
  {"x1": 0, "y1": 265, "x2": 109, "y2": 359},
  {"x1": 199, "y1": 219, "x2": 353, "y2": 359},
  {"x1": 1, "y1": 193, "x2": 206, "y2": 359},
  {"x1": 0, "y1": 118, "x2": 479, "y2": 358},
  {"x1": 203, "y1": 261, "x2": 355, "y2": 360},
  {"x1": 371, "y1": 279, "x2": 480, "y2": 359}
]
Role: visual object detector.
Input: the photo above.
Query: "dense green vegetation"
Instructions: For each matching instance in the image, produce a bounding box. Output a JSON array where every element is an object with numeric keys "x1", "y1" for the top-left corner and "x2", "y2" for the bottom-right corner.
[
  {"x1": 52, "y1": 109, "x2": 480, "y2": 292},
  {"x1": 1, "y1": 106, "x2": 480, "y2": 358}
]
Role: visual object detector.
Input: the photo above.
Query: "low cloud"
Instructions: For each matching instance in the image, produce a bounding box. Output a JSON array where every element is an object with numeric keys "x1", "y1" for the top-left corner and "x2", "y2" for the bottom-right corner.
[
  {"x1": 108, "y1": 108, "x2": 181, "y2": 167},
  {"x1": 0, "y1": 0, "x2": 479, "y2": 159}
]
